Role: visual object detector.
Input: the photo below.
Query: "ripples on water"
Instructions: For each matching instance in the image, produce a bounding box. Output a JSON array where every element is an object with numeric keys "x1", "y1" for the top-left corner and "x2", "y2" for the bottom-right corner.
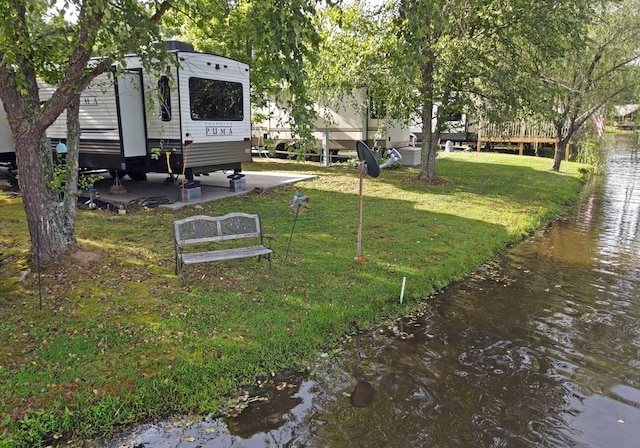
[{"x1": 111, "y1": 137, "x2": 640, "y2": 447}]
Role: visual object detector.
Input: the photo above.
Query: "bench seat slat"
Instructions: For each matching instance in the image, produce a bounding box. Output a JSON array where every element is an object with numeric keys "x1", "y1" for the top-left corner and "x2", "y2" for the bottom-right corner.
[{"x1": 179, "y1": 245, "x2": 273, "y2": 265}]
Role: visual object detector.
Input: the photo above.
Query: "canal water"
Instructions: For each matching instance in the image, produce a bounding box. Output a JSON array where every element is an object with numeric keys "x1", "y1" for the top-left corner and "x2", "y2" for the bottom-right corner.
[{"x1": 110, "y1": 136, "x2": 640, "y2": 447}]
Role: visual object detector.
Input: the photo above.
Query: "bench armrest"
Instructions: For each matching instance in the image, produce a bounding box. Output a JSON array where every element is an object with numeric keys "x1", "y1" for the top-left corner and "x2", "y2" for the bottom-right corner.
[{"x1": 262, "y1": 234, "x2": 274, "y2": 249}]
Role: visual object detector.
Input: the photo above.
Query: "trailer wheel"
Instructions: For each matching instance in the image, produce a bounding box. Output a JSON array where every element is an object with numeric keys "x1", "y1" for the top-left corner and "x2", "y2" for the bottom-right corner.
[
  {"x1": 127, "y1": 171, "x2": 147, "y2": 181},
  {"x1": 274, "y1": 142, "x2": 287, "y2": 159},
  {"x1": 288, "y1": 142, "x2": 301, "y2": 160},
  {"x1": 7, "y1": 168, "x2": 19, "y2": 189}
]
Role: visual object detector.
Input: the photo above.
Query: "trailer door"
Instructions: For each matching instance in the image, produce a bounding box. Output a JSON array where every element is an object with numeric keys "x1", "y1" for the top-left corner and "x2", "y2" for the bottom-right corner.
[{"x1": 116, "y1": 70, "x2": 147, "y2": 158}]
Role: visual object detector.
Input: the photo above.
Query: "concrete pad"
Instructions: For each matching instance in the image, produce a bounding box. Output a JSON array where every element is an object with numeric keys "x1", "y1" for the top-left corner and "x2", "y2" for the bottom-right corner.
[{"x1": 89, "y1": 171, "x2": 316, "y2": 210}]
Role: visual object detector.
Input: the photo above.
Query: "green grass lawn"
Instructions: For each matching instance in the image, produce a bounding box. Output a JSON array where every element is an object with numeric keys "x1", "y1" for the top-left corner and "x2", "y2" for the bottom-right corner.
[{"x1": 0, "y1": 152, "x2": 587, "y2": 446}]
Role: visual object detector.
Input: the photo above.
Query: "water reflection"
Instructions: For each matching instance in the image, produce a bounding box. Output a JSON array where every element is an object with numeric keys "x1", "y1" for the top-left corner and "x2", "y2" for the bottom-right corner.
[{"x1": 110, "y1": 136, "x2": 640, "y2": 447}]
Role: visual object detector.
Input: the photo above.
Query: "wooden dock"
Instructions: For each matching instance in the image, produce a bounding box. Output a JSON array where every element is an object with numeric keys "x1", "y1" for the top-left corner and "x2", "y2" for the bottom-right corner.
[{"x1": 476, "y1": 121, "x2": 571, "y2": 160}]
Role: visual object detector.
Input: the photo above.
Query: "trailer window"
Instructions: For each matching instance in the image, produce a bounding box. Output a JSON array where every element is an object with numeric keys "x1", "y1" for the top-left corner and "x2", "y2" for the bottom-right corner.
[
  {"x1": 189, "y1": 78, "x2": 243, "y2": 121},
  {"x1": 159, "y1": 76, "x2": 172, "y2": 122},
  {"x1": 444, "y1": 111, "x2": 463, "y2": 122}
]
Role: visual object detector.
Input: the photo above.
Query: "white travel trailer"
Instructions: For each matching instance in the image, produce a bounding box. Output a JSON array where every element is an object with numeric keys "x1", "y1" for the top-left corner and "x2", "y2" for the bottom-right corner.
[
  {"x1": 0, "y1": 42, "x2": 252, "y2": 180},
  {"x1": 252, "y1": 92, "x2": 473, "y2": 160},
  {"x1": 252, "y1": 91, "x2": 419, "y2": 159}
]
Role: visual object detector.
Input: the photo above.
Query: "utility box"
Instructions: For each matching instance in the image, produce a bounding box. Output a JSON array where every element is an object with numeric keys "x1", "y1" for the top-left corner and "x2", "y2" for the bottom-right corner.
[
  {"x1": 230, "y1": 178, "x2": 246, "y2": 192},
  {"x1": 397, "y1": 147, "x2": 421, "y2": 166}
]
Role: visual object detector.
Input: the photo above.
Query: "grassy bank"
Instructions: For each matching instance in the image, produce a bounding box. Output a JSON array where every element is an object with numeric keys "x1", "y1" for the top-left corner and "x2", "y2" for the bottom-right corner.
[{"x1": 0, "y1": 152, "x2": 587, "y2": 446}]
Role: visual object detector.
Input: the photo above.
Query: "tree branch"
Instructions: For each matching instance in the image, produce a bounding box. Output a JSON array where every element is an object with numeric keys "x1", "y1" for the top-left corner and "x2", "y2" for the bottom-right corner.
[{"x1": 34, "y1": 0, "x2": 175, "y2": 136}]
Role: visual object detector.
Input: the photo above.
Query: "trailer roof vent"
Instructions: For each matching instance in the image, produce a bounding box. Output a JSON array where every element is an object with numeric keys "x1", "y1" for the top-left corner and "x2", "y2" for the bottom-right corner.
[{"x1": 164, "y1": 41, "x2": 195, "y2": 52}]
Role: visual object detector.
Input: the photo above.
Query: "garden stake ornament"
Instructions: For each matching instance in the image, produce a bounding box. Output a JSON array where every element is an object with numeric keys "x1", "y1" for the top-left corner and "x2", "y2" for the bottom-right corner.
[
  {"x1": 354, "y1": 141, "x2": 402, "y2": 263},
  {"x1": 284, "y1": 192, "x2": 310, "y2": 264}
]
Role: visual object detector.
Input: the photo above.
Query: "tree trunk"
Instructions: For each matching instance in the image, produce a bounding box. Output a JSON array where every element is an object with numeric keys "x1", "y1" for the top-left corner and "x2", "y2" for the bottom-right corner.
[
  {"x1": 418, "y1": 57, "x2": 439, "y2": 182},
  {"x1": 15, "y1": 131, "x2": 76, "y2": 263},
  {"x1": 551, "y1": 140, "x2": 565, "y2": 171},
  {"x1": 551, "y1": 121, "x2": 576, "y2": 172},
  {"x1": 419, "y1": 102, "x2": 439, "y2": 182},
  {"x1": 61, "y1": 95, "x2": 81, "y2": 231},
  {"x1": 1, "y1": 53, "x2": 76, "y2": 263}
]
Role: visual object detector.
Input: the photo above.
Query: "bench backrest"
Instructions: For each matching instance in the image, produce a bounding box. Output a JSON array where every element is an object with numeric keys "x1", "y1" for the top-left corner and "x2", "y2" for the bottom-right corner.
[{"x1": 174, "y1": 213, "x2": 264, "y2": 246}]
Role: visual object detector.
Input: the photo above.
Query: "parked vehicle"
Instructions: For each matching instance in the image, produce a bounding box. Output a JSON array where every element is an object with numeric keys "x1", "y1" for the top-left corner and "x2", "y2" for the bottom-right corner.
[
  {"x1": 0, "y1": 42, "x2": 252, "y2": 181},
  {"x1": 252, "y1": 91, "x2": 474, "y2": 161}
]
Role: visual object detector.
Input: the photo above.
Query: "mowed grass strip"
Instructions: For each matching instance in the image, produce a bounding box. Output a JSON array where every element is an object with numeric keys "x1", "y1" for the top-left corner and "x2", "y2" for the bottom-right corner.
[{"x1": 0, "y1": 152, "x2": 587, "y2": 446}]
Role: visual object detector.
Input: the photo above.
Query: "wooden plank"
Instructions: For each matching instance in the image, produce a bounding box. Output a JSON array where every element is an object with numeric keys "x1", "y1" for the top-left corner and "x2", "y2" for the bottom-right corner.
[{"x1": 180, "y1": 245, "x2": 273, "y2": 265}]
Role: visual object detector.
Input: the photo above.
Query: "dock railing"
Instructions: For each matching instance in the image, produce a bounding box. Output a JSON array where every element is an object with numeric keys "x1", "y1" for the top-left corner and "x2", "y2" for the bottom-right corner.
[{"x1": 476, "y1": 120, "x2": 571, "y2": 160}]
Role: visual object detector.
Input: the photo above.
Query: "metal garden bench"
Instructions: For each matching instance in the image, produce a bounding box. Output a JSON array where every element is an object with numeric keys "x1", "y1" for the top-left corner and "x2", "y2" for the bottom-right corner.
[{"x1": 173, "y1": 213, "x2": 273, "y2": 284}]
